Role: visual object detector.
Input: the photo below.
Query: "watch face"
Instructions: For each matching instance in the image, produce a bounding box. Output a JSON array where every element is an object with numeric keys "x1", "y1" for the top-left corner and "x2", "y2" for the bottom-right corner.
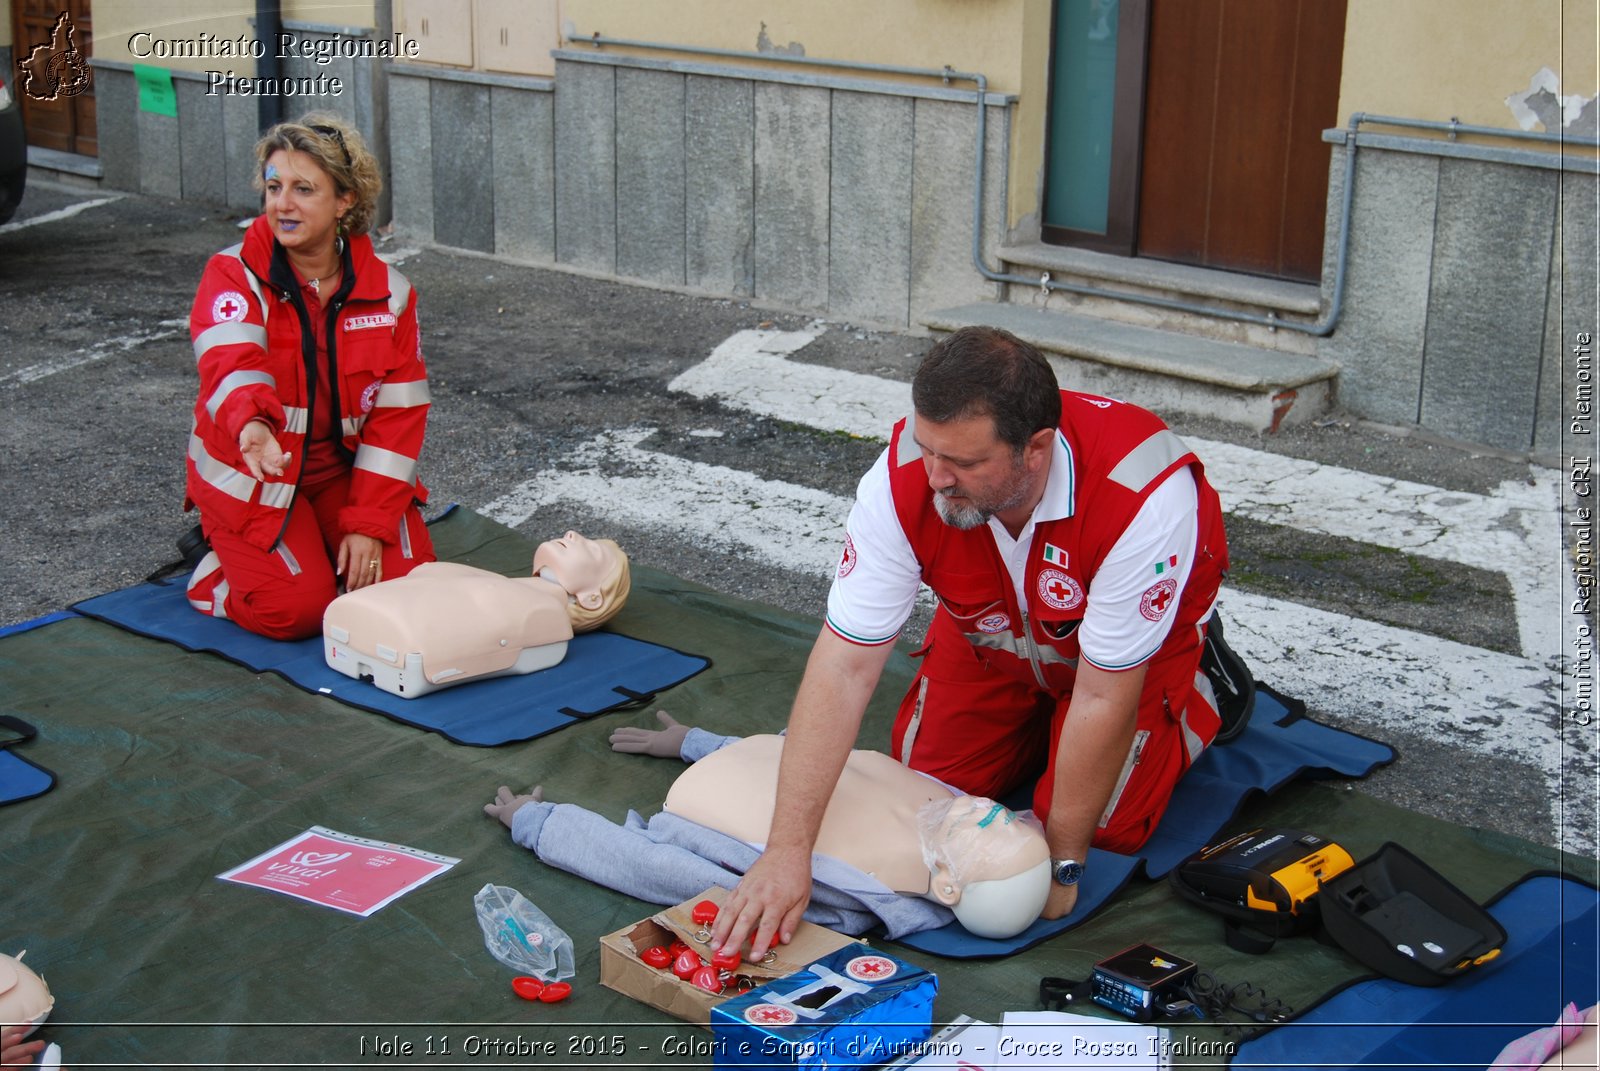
[{"x1": 1053, "y1": 859, "x2": 1083, "y2": 886}]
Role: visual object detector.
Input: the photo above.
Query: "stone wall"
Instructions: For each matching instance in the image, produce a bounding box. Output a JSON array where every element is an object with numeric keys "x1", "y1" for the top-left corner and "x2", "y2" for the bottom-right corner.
[
  {"x1": 390, "y1": 49, "x2": 1011, "y2": 328},
  {"x1": 1321, "y1": 132, "x2": 1597, "y2": 453}
]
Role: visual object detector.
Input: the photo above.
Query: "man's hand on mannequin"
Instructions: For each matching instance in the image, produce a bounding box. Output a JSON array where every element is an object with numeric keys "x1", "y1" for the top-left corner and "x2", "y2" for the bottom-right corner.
[
  {"x1": 710, "y1": 627, "x2": 893, "y2": 961},
  {"x1": 711, "y1": 844, "x2": 814, "y2": 962},
  {"x1": 1042, "y1": 882, "x2": 1079, "y2": 920}
]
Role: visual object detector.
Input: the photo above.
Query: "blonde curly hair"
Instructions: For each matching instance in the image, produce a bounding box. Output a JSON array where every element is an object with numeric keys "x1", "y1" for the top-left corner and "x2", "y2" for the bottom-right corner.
[{"x1": 252, "y1": 111, "x2": 382, "y2": 236}]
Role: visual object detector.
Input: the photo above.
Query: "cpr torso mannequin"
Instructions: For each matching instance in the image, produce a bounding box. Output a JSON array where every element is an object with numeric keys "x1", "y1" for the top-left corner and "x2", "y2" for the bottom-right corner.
[
  {"x1": 487, "y1": 716, "x2": 1054, "y2": 940},
  {"x1": 662, "y1": 735, "x2": 1051, "y2": 939},
  {"x1": 324, "y1": 532, "x2": 629, "y2": 698}
]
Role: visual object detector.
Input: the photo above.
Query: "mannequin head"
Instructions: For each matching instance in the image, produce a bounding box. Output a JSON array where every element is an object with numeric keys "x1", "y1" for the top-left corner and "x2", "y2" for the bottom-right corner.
[
  {"x1": 0, "y1": 952, "x2": 53, "y2": 1034},
  {"x1": 532, "y1": 532, "x2": 631, "y2": 632},
  {"x1": 917, "y1": 795, "x2": 1052, "y2": 939}
]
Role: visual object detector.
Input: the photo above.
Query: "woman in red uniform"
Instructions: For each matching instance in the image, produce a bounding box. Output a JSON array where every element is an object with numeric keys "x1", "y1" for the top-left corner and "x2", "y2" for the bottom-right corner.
[{"x1": 183, "y1": 112, "x2": 435, "y2": 640}]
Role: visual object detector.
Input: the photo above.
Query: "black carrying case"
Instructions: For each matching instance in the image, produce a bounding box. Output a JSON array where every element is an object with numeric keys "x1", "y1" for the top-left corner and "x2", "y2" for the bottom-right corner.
[
  {"x1": 1173, "y1": 833, "x2": 1507, "y2": 986},
  {"x1": 1319, "y1": 842, "x2": 1507, "y2": 987}
]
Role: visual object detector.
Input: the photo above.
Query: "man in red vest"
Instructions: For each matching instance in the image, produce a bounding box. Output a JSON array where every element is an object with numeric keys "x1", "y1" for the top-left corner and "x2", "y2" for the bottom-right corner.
[{"x1": 714, "y1": 326, "x2": 1231, "y2": 959}]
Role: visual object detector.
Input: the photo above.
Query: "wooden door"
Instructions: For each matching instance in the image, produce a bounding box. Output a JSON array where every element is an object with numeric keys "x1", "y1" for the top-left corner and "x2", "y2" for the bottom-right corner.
[
  {"x1": 1136, "y1": 0, "x2": 1345, "y2": 281},
  {"x1": 12, "y1": 0, "x2": 97, "y2": 157}
]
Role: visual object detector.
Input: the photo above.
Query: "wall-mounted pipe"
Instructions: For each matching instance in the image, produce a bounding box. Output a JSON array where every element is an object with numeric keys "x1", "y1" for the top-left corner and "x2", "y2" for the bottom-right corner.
[{"x1": 255, "y1": 0, "x2": 283, "y2": 132}]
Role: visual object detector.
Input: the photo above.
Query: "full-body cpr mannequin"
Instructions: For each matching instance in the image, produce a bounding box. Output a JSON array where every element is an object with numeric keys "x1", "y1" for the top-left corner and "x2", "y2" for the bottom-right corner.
[
  {"x1": 324, "y1": 532, "x2": 630, "y2": 698},
  {"x1": 485, "y1": 712, "x2": 1052, "y2": 941}
]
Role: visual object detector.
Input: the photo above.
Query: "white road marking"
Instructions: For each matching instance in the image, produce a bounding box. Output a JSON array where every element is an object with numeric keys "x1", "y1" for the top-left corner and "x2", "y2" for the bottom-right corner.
[
  {"x1": 484, "y1": 426, "x2": 850, "y2": 573},
  {"x1": 670, "y1": 329, "x2": 1563, "y2": 663},
  {"x1": 1, "y1": 320, "x2": 188, "y2": 388},
  {"x1": 488, "y1": 423, "x2": 1583, "y2": 852},
  {"x1": 0, "y1": 195, "x2": 122, "y2": 235}
]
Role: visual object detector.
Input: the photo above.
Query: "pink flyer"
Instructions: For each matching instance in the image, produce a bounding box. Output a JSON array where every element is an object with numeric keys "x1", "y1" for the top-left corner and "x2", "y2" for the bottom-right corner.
[{"x1": 218, "y1": 825, "x2": 459, "y2": 917}]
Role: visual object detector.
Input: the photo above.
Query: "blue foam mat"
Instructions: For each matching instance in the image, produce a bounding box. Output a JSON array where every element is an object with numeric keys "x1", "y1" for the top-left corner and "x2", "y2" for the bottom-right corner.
[
  {"x1": 0, "y1": 716, "x2": 56, "y2": 806},
  {"x1": 896, "y1": 689, "x2": 1394, "y2": 957},
  {"x1": 1233, "y1": 874, "x2": 1599, "y2": 1070},
  {"x1": 71, "y1": 576, "x2": 710, "y2": 747},
  {"x1": 0, "y1": 749, "x2": 54, "y2": 806}
]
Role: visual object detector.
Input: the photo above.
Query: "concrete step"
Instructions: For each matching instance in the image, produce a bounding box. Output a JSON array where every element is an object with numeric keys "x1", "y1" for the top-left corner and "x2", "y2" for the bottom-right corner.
[
  {"x1": 998, "y1": 241, "x2": 1325, "y2": 356},
  {"x1": 921, "y1": 302, "x2": 1340, "y2": 432}
]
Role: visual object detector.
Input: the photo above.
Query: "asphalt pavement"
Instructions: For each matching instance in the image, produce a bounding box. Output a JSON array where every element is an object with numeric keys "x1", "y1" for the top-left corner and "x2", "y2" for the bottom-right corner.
[{"x1": 1, "y1": 180, "x2": 1588, "y2": 864}]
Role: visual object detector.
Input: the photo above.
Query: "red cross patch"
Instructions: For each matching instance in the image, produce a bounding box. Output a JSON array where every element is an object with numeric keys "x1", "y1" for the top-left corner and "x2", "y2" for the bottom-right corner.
[
  {"x1": 845, "y1": 954, "x2": 898, "y2": 982},
  {"x1": 211, "y1": 290, "x2": 248, "y2": 324},
  {"x1": 745, "y1": 1004, "x2": 797, "y2": 1026},
  {"x1": 837, "y1": 534, "x2": 857, "y2": 578},
  {"x1": 1036, "y1": 566, "x2": 1084, "y2": 611},
  {"x1": 1140, "y1": 578, "x2": 1178, "y2": 621}
]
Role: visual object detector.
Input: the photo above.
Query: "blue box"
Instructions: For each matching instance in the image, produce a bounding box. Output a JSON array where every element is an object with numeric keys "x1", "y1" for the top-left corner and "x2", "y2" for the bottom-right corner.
[{"x1": 710, "y1": 946, "x2": 937, "y2": 1069}]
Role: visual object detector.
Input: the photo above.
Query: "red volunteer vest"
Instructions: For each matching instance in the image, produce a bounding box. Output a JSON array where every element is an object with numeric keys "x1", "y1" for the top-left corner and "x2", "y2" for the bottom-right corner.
[{"x1": 888, "y1": 391, "x2": 1228, "y2": 698}]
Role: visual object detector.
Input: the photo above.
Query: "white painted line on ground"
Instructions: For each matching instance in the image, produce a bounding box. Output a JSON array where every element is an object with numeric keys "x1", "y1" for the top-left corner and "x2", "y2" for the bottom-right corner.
[
  {"x1": 1, "y1": 320, "x2": 188, "y2": 388},
  {"x1": 670, "y1": 329, "x2": 1563, "y2": 662},
  {"x1": 486, "y1": 424, "x2": 1585, "y2": 852},
  {"x1": 0, "y1": 195, "x2": 122, "y2": 235},
  {"x1": 376, "y1": 246, "x2": 422, "y2": 265},
  {"x1": 483, "y1": 426, "x2": 851, "y2": 576},
  {"x1": 1192, "y1": 439, "x2": 1562, "y2": 661},
  {"x1": 669, "y1": 328, "x2": 912, "y2": 438}
]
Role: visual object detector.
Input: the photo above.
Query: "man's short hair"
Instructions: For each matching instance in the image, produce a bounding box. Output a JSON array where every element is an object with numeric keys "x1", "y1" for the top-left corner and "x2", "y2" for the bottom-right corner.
[{"x1": 912, "y1": 326, "x2": 1061, "y2": 451}]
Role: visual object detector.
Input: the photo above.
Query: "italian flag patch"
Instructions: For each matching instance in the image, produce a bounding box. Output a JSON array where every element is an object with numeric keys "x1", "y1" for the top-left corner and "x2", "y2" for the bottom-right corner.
[
  {"x1": 1042, "y1": 542, "x2": 1069, "y2": 567},
  {"x1": 1154, "y1": 554, "x2": 1179, "y2": 575}
]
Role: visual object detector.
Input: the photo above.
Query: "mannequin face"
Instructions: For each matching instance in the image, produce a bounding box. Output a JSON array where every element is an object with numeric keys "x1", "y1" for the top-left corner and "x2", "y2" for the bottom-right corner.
[
  {"x1": 533, "y1": 531, "x2": 617, "y2": 611},
  {"x1": 922, "y1": 796, "x2": 1051, "y2": 939}
]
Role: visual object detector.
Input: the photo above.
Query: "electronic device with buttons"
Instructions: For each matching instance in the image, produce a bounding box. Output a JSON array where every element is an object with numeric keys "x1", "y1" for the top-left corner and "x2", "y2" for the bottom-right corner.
[{"x1": 1089, "y1": 943, "x2": 1197, "y2": 1022}]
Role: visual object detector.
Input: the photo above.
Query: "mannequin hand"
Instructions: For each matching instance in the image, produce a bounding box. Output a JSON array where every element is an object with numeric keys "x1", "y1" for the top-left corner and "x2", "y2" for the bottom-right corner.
[
  {"x1": 237, "y1": 420, "x2": 290, "y2": 479},
  {"x1": 1041, "y1": 881, "x2": 1078, "y2": 921},
  {"x1": 337, "y1": 533, "x2": 385, "y2": 591},
  {"x1": 1, "y1": 1025, "x2": 46, "y2": 1068},
  {"x1": 484, "y1": 784, "x2": 544, "y2": 829},
  {"x1": 711, "y1": 845, "x2": 813, "y2": 962},
  {"x1": 609, "y1": 710, "x2": 692, "y2": 758}
]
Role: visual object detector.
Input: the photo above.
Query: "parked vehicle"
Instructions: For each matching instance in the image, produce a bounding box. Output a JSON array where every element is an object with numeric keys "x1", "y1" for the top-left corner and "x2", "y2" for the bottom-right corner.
[{"x1": 0, "y1": 74, "x2": 27, "y2": 224}]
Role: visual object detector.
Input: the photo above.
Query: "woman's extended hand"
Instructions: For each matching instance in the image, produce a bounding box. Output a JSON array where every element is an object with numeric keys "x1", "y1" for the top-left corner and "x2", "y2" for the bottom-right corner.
[
  {"x1": 237, "y1": 420, "x2": 290, "y2": 479},
  {"x1": 337, "y1": 532, "x2": 386, "y2": 591}
]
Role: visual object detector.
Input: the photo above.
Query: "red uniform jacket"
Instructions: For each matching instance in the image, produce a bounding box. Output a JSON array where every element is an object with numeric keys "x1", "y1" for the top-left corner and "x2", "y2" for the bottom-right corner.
[{"x1": 185, "y1": 216, "x2": 429, "y2": 551}]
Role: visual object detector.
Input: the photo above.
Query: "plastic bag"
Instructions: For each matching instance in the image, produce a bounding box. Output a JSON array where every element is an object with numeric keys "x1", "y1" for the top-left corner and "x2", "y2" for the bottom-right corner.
[{"x1": 473, "y1": 883, "x2": 575, "y2": 981}]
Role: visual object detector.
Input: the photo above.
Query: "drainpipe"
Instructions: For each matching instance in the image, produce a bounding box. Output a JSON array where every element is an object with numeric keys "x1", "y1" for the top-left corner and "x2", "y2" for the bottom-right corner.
[{"x1": 256, "y1": 0, "x2": 282, "y2": 132}]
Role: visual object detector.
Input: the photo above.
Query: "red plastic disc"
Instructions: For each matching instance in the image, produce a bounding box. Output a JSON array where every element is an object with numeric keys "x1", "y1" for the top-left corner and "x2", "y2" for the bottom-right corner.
[
  {"x1": 511, "y1": 976, "x2": 545, "y2": 1001},
  {"x1": 691, "y1": 899, "x2": 720, "y2": 925},
  {"x1": 672, "y1": 949, "x2": 703, "y2": 979},
  {"x1": 538, "y1": 981, "x2": 573, "y2": 1003},
  {"x1": 690, "y1": 965, "x2": 723, "y2": 993},
  {"x1": 711, "y1": 949, "x2": 741, "y2": 972},
  {"x1": 669, "y1": 940, "x2": 691, "y2": 958},
  {"x1": 641, "y1": 945, "x2": 672, "y2": 969}
]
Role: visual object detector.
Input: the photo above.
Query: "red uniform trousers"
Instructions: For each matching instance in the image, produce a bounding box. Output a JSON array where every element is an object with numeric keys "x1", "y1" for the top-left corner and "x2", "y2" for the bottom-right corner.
[
  {"x1": 187, "y1": 470, "x2": 435, "y2": 641},
  {"x1": 890, "y1": 609, "x2": 1218, "y2": 853}
]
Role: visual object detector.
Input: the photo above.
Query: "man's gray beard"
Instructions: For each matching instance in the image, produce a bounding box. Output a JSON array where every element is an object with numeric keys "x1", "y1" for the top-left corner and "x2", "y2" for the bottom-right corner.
[{"x1": 934, "y1": 493, "x2": 988, "y2": 530}]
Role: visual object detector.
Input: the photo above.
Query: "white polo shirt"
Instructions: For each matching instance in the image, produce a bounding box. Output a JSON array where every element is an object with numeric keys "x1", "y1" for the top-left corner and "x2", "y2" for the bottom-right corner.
[{"x1": 825, "y1": 434, "x2": 1200, "y2": 671}]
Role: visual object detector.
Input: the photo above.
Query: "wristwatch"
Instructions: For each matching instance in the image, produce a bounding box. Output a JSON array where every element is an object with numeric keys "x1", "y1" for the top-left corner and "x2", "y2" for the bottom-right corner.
[{"x1": 1051, "y1": 857, "x2": 1083, "y2": 886}]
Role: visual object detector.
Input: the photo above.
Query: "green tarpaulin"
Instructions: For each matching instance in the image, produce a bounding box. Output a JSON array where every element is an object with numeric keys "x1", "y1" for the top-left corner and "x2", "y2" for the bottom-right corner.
[{"x1": 1, "y1": 510, "x2": 1575, "y2": 1067}]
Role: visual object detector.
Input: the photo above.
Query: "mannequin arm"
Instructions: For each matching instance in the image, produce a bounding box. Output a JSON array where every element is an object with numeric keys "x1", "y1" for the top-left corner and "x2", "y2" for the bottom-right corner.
[{"x1": 609, "y1": 710, "x2": 692, "y2": 759}]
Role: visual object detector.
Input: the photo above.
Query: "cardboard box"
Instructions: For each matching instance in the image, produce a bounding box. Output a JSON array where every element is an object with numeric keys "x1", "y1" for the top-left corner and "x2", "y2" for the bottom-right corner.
[
  {"x1": 710, "y1": 945, "x2": 938, "y2": 1069},
  {"x1": 598, "y1": 886, "x2": 860, "y2": 1027}
]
